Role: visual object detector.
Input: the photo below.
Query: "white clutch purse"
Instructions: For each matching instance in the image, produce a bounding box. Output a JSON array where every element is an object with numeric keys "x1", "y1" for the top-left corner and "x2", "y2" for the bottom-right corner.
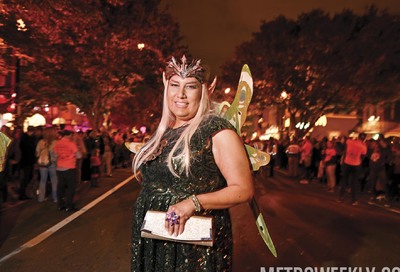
[{"x1": 140, "y1": 210, "x2": 214, "y2": 247}]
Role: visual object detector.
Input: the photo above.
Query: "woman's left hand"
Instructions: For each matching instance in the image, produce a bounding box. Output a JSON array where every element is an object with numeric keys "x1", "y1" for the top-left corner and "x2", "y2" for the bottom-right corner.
[{"x1": 165, "y1": 198, "x2": 196, "y2": 237}]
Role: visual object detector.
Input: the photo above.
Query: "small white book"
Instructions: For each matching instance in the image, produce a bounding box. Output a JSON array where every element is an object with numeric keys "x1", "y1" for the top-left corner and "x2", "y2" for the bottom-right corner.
[{"x1": 140, "y1": 210, "x2": 214, "y2": 247}]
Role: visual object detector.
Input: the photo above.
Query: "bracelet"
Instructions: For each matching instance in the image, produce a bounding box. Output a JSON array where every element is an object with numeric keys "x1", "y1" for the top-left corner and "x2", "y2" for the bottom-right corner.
[{"x1": 189, "y1": 195, "x2": 202, "y2": 212}]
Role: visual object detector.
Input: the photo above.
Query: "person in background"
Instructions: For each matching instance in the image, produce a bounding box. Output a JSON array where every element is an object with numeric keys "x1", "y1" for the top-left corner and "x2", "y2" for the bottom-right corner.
[
  {"x1": 286, "y1": 139, "x2": 301, "y2": 178},
  {"x1": 54, "y1": 130, "x2": 80, "y2": 212},
  {"x1": 299, "y1": 136, "x2": 313, "y2": 184},
  {"x1": 315, "y1": 138, "x2": 327, "y2": 183},
  {"x1": 18, "y1": 126, "x2": 37, "y2": 200},
  {"x1": 72, "y1": 131, "x2": 87, "y2": 185},
  {"x1": 90, "y1": 148, "x2": 101, "y2": 187},
  {"x1": 81, "y1": 131, "x2": 93, "y2": 183},
  {"x1": 387, "y1": 142, "x2": 400, "y2": 202},
  {"x1": 101, "y1": 132, "x2": 113, "y2": 177},
  {"x1": 324, "y1": 140, "x2": 337, "y2": 192},
  {"x1": 36, "y1": 126, "x2": 58, "y2": 203},
  {"x1": 265, "y1": 139, "x2": 277, "y2": 177},
  {"x1": 0, "y1": 127, "x2": 11, "y2": 205},
  {"x1": 131, "y1": 56, "x2": 254, "y2": 271},
  {"x1": 121, "y1": 127, "x2": 131, "y2": 168},
  {"x1": 6, "y1": 127, "x2": 22, "y2": 180},
  {"x1": 339, "y1": 133, "x2": 367, "y2": 205},
  {"x1": 276, "y1": 139, "x2": 286, "y2": 169},
  {"x1": 334, "y1": 136, "x2": 346, "y2": 187},
  {"x1": 34, "y1": 126, "x2": 43, "y2": 142},
  {"x1": 113, "y1": 129, "x2": 124, "y2": 168},
  {"x1": 370, "y1": 137, "x2": 392, "y2": 200}
]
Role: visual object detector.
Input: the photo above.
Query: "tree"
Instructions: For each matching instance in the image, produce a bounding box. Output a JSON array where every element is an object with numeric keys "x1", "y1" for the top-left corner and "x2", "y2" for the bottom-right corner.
[
  {"x1": 221, "y1": 7, "x2": 400, "y2": 137},
  {"x1": 0, "y1": 0, "x2": 187, "y2": 128}
]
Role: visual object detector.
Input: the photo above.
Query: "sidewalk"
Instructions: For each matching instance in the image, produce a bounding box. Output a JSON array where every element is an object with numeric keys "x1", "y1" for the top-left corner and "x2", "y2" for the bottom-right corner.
[{"x1": 274, "y1": 166, "x2": 400, "y2": 214}]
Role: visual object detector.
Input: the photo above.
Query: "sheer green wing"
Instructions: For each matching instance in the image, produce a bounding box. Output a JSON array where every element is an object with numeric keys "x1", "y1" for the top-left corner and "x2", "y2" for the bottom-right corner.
[
  {"x1": 125, "y1": 142, "x2": 144, "y2": 154},
  {"x1": 218, "y1": 64, "x2": 270, "y2": 170},
  {"x1": 245, "y1": 145, "x2": 270, "y2": 171},
  {"x1": 222, "y1": 64, "x2": 253, "y2": 135}
]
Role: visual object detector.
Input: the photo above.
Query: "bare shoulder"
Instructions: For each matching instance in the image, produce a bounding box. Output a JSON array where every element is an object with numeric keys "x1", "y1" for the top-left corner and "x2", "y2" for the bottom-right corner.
[{"x1": 212, "y1": 129, "x2": 247, "y2": 160}]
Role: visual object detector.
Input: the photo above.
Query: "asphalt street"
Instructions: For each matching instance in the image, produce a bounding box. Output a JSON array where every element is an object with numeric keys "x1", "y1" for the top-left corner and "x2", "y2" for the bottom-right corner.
[{"x1": 0, "y1": 167, "x2": 399, "y2": 271}]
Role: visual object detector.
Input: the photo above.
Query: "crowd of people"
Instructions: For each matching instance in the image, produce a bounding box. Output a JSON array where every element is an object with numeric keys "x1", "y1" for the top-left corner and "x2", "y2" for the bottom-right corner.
[
  {"x1": 254, "y1": 133, "x2": 400, "y2": 206},
  {"x1": 0, "y1": 124, "x2": 145, "y2": 209}
]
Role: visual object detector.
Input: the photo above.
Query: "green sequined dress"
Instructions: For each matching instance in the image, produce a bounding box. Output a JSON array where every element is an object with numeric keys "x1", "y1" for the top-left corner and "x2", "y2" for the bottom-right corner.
[{"x1": 131, "y1": 115, "x2": 236, "y2": 272}]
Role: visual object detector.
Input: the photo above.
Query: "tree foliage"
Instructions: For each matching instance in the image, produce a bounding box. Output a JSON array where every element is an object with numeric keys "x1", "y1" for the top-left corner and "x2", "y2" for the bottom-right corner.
[
  {"x1": 0, "y1": 0, "x2": 187, "y2": 128},
  {"x1": 221, "y1": 7, "x2": 400, "y2": 137}
]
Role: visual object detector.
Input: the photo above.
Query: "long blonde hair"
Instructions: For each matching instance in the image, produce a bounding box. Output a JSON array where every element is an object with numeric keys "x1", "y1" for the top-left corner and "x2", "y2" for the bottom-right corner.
[
  {"x1": 43, "y1": 126, "x2": 58, "y2": 146},
  {"x1": 133, "y1": 79, "x2": 212, "y2": 178}
]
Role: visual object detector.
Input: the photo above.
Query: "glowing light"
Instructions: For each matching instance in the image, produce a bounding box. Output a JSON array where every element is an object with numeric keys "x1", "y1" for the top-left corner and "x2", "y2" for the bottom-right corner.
[
  {"x1": 372, "y1": 133, "x2": 380, "y2": 140},
  {"x1": 137, "y1": 43, "x2": 145, "y2": 50},
  {"x1": 251, "y1": 132, "x2": 258, "y2": 141},
  {"x1": 296, "y1": 122, "x2": 306, "y2": 130},
  {"x1": 52, "y1": 117, "x2": 66, "y2": 125},
  {"x1": 3, "y1": 113, "x2": 13, "y2": 121},
  {"x1": 132, "y1": 127, "x2": 139, "y2": 134},
  {"x1": 259, "y1": 126, "x2": 280, "y2": 140},
  {"x1": 315, "y1": 115, "x2": 327, "y2": 127},
  {"x1": 224, "y1": 88, "x2": 231, "y2": 94},
  {"x1": 0, "y1": 113, "x2": 14, "y2": 127},
  {"x1": 11, "y1": 93, "x2": 17, "y2": 98},
  {"x1": 24, "y1": 113, "x2": 46, "y2": 128},
  {"x1": 280, "y1": 91, "x2": 288, "y2": 99},
  {"x1": 258, "y1": 118, "x2": 263, "y2": 123},
  {"x1": 368, "y1": 115, "x2": 380, "y2": 122},
  {"x1": 17, "y1": 19, "x2": 27, "y2": 31},
  {"x1": 284, "y1": 118, "x2": 290, "y2": 128}
]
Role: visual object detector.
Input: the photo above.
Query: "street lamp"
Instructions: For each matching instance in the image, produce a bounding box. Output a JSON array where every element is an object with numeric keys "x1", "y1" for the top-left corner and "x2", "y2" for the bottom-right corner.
[{"x1": 279, "y1": 90, "x2": 290, "y2": 139}]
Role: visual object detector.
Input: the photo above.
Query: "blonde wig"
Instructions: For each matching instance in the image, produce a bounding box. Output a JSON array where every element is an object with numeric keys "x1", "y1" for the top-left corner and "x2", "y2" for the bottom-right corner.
[{"x1": 133, "y1": 78, "x2": 212, "y2": 178}]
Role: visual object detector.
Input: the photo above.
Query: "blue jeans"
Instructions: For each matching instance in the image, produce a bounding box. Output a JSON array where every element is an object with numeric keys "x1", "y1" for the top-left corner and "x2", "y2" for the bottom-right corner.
[{"x1": 38, "y1": 164, "x2": 58, "y2": 202}]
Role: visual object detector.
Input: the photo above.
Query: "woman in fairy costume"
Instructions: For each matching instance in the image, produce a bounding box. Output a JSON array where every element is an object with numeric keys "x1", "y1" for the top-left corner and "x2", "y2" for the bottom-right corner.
[{"x1": 131, "y1": 56, "x2": 254, "y2": 271}]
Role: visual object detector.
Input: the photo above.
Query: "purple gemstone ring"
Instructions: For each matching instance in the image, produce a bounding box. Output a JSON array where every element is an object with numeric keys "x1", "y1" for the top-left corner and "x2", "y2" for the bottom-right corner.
[{"x1": 165, "y1": 211, "x2": 180, "y2": 226}]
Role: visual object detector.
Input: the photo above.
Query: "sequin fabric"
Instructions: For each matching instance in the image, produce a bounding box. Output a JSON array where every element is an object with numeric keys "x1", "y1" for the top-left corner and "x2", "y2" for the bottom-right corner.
[{"x1": 131, "y1": 115, "x2": 235, "y2": 272}]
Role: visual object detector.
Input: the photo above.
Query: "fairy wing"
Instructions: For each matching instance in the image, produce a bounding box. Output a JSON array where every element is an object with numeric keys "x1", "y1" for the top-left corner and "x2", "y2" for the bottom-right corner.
[
  {"x1": 125, "y1": 142, "x2": 144, "y2": 154},
  {"x1": 221, "y1": 65, "x2": 276, "y2": 257},
  {"x1": 222, "y1": 64, "x2": 253, "y2": 135},
  {"x1": 245, "y1": 145, "x2": 271, "y2": 171},
  {"x1": 218, "y1": 64, "x2": 270, "y2": 171}
]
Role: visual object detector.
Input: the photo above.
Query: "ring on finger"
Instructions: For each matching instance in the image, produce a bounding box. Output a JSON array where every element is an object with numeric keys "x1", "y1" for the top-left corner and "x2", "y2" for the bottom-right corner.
[{"x1": 165, "y1": 211, "x2": 180, "y2": 226}]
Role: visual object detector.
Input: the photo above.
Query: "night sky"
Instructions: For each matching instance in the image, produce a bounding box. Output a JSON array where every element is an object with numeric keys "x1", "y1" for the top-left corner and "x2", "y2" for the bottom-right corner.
[{"x1": 161, "y1": 0, "x2": 400, "y2": 76}]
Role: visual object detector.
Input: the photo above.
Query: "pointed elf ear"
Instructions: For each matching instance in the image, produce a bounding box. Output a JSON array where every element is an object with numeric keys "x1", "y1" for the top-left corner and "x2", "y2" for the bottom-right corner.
[
  {"x1": 162, "y1": 72, "x2": 167, "y2": 87},
  {"x1": 208, "y1": 76, "x2": 217, "y2": 95}
]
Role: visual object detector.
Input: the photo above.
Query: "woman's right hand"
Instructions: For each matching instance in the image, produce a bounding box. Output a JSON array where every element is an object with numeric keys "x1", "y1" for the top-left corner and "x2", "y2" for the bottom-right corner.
[{"x1": 164, "y1": 198, "x2": 196, "y2": 237}]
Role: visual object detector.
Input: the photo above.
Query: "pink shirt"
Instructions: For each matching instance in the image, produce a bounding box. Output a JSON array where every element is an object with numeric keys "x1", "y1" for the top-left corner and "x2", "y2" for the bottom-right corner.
[
  {"x1": 54, "y1": 137, "x2": 78, "y2": 169},
  {"x1": 301, "y1": 140, "x2": 312, "y2": 159},
  {"x1": 343, "y1": 139, "x2": 367, "y2": 166},
  {"x1": 324, "y1": 148, "x2": 337, "y2": 163}
]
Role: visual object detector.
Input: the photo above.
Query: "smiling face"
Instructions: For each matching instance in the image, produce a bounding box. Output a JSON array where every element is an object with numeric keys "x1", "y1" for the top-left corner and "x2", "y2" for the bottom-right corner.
[{"x1": 167, "y1": 75, "x2": 202, "y2": 127}]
